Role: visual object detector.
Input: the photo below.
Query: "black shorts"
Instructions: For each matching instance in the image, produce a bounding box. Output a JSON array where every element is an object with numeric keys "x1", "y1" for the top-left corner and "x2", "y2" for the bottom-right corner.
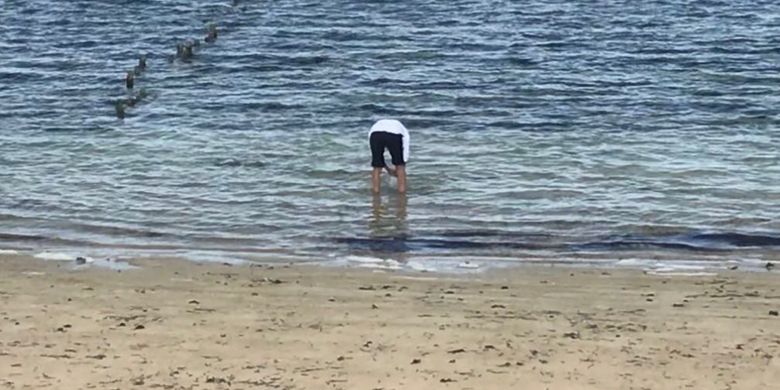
[{"x1": 370, "y1": 131, "x2": 405, "y2": 167}]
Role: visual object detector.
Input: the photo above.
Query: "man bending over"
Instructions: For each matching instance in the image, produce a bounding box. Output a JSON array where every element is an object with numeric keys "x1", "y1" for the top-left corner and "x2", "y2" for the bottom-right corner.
[{"x1": 368, "y1": 119, "x2": 409, "y2": 193}]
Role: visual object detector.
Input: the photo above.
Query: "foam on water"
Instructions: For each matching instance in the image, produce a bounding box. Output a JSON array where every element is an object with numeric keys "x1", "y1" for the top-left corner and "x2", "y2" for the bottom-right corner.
[
  {"x1": 334, "y1": 255, "x2": 403, "y2": 271},
  {"x1": 645, "y1": 271, "x2": 719, "y2": 277},
  {"x1": 32, "y1": 251, "x2": 136, "y2": 270},
  {"x1": 34, "y1": 252, "x2": 77, "y2": 261}
]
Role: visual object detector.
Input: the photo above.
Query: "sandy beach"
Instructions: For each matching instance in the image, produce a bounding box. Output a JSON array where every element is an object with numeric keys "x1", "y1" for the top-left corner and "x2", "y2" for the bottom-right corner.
[{"x1": 0, "y1": 254, "x2": 778, "y2": 390}]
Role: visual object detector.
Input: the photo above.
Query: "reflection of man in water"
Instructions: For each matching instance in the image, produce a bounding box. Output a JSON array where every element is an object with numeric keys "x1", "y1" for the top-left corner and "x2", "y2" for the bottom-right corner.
[
  {"x1": 370, "y1": 193, "x2": 409, "y2": 263},
  {"x1": 368, "y1": 119, "x2": 409, "y2": 193},
  {"x1": 370, "y1": 193, "x2": 408, "y2": 238}
]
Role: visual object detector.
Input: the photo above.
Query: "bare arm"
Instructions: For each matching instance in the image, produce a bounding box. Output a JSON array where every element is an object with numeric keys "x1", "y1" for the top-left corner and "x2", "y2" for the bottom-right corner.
[{"x1": 384, "y1": 165, "x2": 397, "y2": 177}]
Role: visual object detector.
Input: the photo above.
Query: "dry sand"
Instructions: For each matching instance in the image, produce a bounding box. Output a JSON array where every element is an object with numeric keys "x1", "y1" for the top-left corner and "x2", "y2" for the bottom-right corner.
[{"x1": 0, "y1": 253, "x2": 779, "y2": 390}]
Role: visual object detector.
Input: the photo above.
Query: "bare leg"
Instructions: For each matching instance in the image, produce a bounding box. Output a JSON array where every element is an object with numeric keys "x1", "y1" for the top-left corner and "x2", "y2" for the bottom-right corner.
[
  {"x1": 372, "y1": 167, "x2": 382, "y2": 193},
  {"x1": 396, "y1": 191, "x2": 407, "y2": 220},
  {"x1": 396, "y1": 165, "x2": 406, "y2": 193}
]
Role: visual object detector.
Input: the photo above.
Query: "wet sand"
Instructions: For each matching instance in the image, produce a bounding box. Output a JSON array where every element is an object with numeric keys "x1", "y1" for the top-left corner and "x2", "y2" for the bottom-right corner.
[{"x1": 0, "y1": 254, "x2": 778, "y2": 389}]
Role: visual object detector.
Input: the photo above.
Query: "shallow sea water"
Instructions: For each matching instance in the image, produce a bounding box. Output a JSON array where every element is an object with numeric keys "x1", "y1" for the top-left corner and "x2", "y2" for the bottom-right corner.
[{"x1": 1, "y1": 0, "x2": 779, "y2": 271}]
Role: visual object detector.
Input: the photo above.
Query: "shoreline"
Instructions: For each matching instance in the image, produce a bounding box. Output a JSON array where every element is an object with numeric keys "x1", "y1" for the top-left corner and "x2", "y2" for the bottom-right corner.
[
  {"x1": 0, "y1": 245, "x2": 776, "y2": 275},
  {"x1": 1, "y1": 253, "x2": 779, "y2": 389}
]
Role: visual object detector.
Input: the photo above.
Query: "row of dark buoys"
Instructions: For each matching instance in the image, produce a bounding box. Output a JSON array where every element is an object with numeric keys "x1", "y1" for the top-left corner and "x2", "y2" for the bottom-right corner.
[
  {"x1": 125, "y1": 55, "x2": 146, "y2": 88},
  {"x1": 174, "y1": 39, "x2": 197, "y2": 62},
  {"x1": 114, "y1": 2, "x2": 235, "y2": 119},
  {"x1": 115, "y1": 55, "x2": 148, "y2": 119},
  {"x1": 206, "y1": 24, "x2": 218, "y2": 43},
  {"x1": 170, "y1": 23, "x2": 219, "y2": 63}
]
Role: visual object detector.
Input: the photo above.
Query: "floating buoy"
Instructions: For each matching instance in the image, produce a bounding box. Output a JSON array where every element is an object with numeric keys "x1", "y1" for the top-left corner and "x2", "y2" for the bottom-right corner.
[{"x1": 125, "y1": 71, "x2": 134, "y2": 89}]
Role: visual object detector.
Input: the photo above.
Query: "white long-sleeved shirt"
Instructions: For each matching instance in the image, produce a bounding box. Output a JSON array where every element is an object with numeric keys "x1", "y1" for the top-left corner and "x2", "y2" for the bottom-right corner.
[{"x1": 368, "y1": 119, "x2": 410, "y2": 163}]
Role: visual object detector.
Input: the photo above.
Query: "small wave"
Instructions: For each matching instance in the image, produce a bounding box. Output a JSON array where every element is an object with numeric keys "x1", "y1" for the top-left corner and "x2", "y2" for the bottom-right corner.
[
  {"x1": 0, "y1": 213, "x2": 30, "y2": 222},
  {"x1": 712, "y1": 217, "x2": 773, "y2": 227},
  {"x1": 41, "y1": 126, "x2": 113, "y2": 133},
  {"x1": 334, "y1": 229, "x2": 780, "y2": 256},
  {"x1": 0, "y1": 233, "x2": 47, "y2": 242},
  {"x1": 434, "y1": 229, "x2": 551, "y2": 239},
  {"x1": 618, "y1": 224, "x2": 690, "y2": 237},
  {"x1": 573, "y1": 240, "x2": 719, "y2": 252},
  {"x1": 360, "y1": 77, "x2": 399, "y2": 86},
  {"x1": 485, "y1": 120, "x2": 571, "y2": 131},
  {"x1": 66, "y1": 223, "x2": 169, "y2": 239},
  {"x1": 576, "y1": 231, "x2": 780, "y2": 252},
  {"x1": 334, "y1": 236, "x2": 543, "y2": 253},
  {"x1": 34, "y1": 252, "x2": 75, "y2": 261},
  {"x1": 215, "y1": 158, "x2": 266, "y2": 168},
  {"x1": 689, "y1": 232, "x2": 780, "y2": 248},
  {"x1": 324, "y1": 31, "x2": 375, "y2": 42},
  {"x1": 357, "y1": 103, "x2": 406, "y2": 115},
  {"x1": 690, "y1": 89, "x2": 724, "y2": 97},
  {"x1": 276, "y1": 55, "x2": 330, "y2": 66},
  {"x1": 242, "y1": 64, "x2": 286, "y2": 72},
  {"x1": 0, "y1": 71, "x2": 46, "y2": 83},
  {"x1": 240, "y1": 102, "x2": 303, "y2": 111},
  {"x1": 341, "y1": 255, "x2": 403, "y2": 270},
  {"x1": 32, "y1": 251, "x2": 137, "y2": 270},
  {"x1": 504, "y1": 56, "x2": 538, "y2": 66}
]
